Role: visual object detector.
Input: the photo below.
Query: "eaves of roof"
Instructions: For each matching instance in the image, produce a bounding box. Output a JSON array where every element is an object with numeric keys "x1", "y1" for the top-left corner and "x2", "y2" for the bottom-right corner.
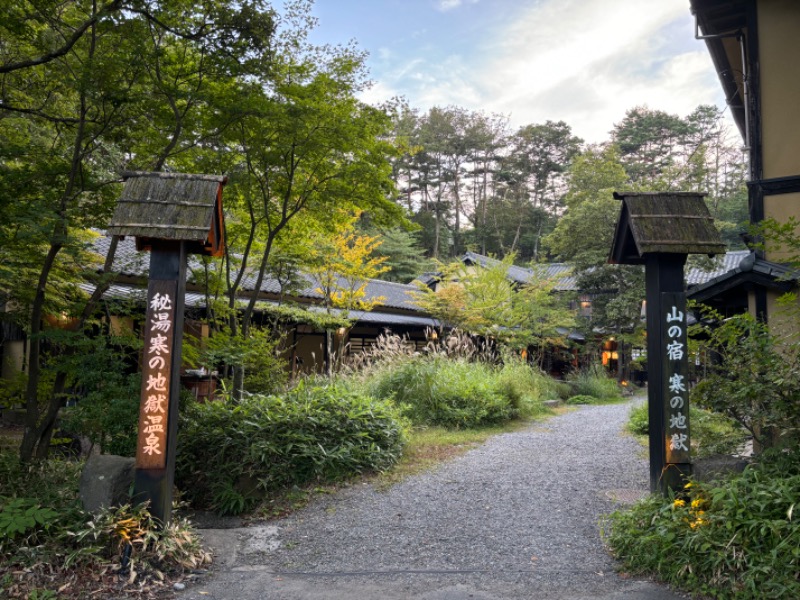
[
  {"x1": 687, "y1": 251, "x2": 798, "y2": 303},
  {"x1": 92, "y1": 234, "x2": 425, "y2": 313},
  {"x1": 461, "y1": 251, "x2": 577, "y2": 291}
]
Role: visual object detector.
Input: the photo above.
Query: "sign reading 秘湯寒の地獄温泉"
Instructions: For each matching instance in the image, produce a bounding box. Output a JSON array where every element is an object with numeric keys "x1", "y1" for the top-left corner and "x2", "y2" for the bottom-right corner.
[{"x1": 135, "y1": 279, "x2": 177, "y2": 470}]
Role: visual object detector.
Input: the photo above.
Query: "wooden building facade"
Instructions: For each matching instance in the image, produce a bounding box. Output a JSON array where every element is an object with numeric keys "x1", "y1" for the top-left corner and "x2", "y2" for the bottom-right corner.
[{"x1": 691, "y1": 0, "x2": 800, "y2": 323}]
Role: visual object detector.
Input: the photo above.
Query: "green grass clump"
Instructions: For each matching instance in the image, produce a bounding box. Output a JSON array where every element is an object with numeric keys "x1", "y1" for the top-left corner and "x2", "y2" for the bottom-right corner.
[
  {"x1": 364, "y1": 355, "x2": 554, "y2": 428},
  {"x1": 605, "y1": 446, "x2": 800, "y2": 599},
  {"x1": 493, "y1": 358, "x2": 558, "y2": 419},
  {"x1": 176, "y1": 381, "x2": 407, "y2": 515},
  {"x1": 367, "y1": 355, "x2": 512, "y2": 427},
  {"x1": 565, "y1": 394, "x2": 600, "y2": 405},
  {"x1": 566, "y1": 367, "x2": 622, "y2": 401},
  {"x1": 627, "y1": 401, "x2": 649, "y2": 436}
]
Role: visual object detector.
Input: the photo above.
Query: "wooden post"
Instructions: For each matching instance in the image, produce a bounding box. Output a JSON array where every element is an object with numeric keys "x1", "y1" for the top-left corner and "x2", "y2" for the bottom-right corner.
[
  {"x1": 645, "y1": 254, "x2": 692, "y2": 494},
  {"x1": 610, "y1": 193, "x2": 723, "y2": 496},
  {"x1": 132, "y1": 241, "x2": 187, "y2": 525}
]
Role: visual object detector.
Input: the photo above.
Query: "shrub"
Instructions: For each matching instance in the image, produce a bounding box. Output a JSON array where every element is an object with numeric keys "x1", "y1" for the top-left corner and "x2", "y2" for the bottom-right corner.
[
  {"x1": 691, "y1": 312, "x2": 800, "y2": 449},
  {"x1": 186, "y1": 327, "x2": 288, "y2": 395},
  {"x1": 554, "y1": 381, "x2": 573, "y2": 401},
  {"x1": 176, "y1": 382, "x2": 407, "y2": 515},
  {"x1": 565, "y1": 394, "x2": 598, "y2": 405},
  {"x1": 605, "y1": 447, "x2": 800, "y2": 599},
  {"x1": 494, "y1": 356, "x2": 557, "y2": 419},
  {"x1": 61, "y1": 375, "x2": 141, "y2": 457},
  {"x1": 567, "y1": 366, "x2": 621, "y2": 401},
  {"x1": 365, "y1": 355, "x2": 517, "y2": 428},
  {"x1": 626, "y1": 402, "x2": 748, "y2": 458}
]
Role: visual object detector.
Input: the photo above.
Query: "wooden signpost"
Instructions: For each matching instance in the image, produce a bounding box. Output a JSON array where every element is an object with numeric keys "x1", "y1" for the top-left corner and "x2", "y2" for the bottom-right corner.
[
  {"x1": 610, "y1": 192, "x2": 725, "y2": 494},
  {"x1": 108, "y1": 171, "x2": 226, "y2": 524}
]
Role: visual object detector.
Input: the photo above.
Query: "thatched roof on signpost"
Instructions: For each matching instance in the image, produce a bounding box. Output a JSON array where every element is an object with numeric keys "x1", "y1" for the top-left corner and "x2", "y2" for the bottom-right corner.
[
  {"x1": 609, "y1": 192, "x2": 726, "y2": 265},
  {"x1": 108, "y1": 171, "x2": 227, "y2": 256}
]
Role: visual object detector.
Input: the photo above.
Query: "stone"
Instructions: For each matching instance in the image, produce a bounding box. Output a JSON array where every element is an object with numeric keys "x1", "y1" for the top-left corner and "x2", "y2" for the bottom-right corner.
[
  {"x1": 692, "y1": 454, "x2": 750, "y2": 482},
  {"x1": 79, "y1": 454, "x2": 135, "y2": 513}
]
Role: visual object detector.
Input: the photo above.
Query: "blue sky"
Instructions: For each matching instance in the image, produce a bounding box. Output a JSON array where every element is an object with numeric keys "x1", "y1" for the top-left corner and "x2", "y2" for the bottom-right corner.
[{"x1": 306, "y1": 0, "x2": 729, "y2": 143}]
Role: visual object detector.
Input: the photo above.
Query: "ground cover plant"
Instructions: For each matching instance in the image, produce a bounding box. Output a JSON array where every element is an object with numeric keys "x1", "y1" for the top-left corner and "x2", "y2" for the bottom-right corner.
[
  {"x1": 0, "y1": 450, "x2": 207, "y2": 599},
  {"x1": 176, "y1": 381, "x2": 407, "y2": 515},
  {"x1": 605, "y1": 446, "x2": 800, "y2": 599}
]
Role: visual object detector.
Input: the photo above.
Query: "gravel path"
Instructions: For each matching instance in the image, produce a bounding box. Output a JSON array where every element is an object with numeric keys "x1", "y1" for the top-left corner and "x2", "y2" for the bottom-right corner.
[{"x1": 181, "y1": 397, "x2": 687, "y2": 600}]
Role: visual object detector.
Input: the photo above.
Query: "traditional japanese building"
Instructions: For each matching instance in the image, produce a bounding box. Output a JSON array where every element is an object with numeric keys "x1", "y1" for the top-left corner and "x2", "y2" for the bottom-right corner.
[{"x1": 691, "y1": 0, "x2": 800, "y2": 324}]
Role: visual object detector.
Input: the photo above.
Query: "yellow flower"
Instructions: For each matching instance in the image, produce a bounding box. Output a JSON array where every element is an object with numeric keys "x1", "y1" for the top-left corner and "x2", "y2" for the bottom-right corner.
[
  {"x1": 691, "y1": 498, "x2": 704, "y2": 509},
  {"x1": 684, "y1": 482, "x2": 693, "y2": 489},
  {"x1": 689, "y1": 518, "x2": 707, "y2": 529},
  {"x1": 673, "y1": 499, "x2": 686, "y2": 508}
]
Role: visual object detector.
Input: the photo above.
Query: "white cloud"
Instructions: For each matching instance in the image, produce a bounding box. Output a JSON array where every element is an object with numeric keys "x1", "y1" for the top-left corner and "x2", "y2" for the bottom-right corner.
[
  {"x1": 437, "y1": 0, "x2": 463, "y2": 11},
  {"x1": 359, "y1": 0, "x2": 727, "y2": 142},
  {"x1": 359, "y1": 79, "x2": 401, "y2": 107},
  {"x1": 436, "y1": 0, "x2": 479, "y2": 12}
]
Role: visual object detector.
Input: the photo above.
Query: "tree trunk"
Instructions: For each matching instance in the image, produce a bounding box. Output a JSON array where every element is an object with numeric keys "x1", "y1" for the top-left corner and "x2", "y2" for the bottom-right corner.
[
  {"x1": 20, "y1": 234, "x2": 121, "y2": 461},
  {"x1": 20, "y1": 232, "x2": 65, "y2": 461},
  {"x1": 325, "y1": 330, "x2": 333, "y2": 378}
]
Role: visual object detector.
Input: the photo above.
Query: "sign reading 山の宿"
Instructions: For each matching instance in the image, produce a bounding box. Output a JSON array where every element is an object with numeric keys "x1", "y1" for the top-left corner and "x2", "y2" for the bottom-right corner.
[
  {"x1": 662, "y1": 293, "x2": 690, "y2": 465},
  {"x1": 108, "y1": 171, "x2": 226, "y2": 524}
]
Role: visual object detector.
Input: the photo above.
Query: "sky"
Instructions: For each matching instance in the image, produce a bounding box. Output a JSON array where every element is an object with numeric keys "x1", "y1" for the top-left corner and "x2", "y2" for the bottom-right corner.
[{"x1": 306, "y1": 0, "x2": 730, "y2": 144}]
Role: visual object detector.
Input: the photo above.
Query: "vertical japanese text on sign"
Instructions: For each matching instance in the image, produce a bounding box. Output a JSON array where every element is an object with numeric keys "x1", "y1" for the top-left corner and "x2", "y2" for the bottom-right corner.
[
  {"x1": 136, "y1": 281, "x2": 177, "y2": 469},
  {"x1": 663, "y1": 294, "x2": 690, "y2": 464}
]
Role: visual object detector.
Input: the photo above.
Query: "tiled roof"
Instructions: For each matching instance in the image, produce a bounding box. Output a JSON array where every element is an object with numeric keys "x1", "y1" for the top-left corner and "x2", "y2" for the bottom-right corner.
[
  {"x1": 91, "y1": 236, "x2": 766, "y2": 314},
  {"x1": 79, "y1": 281, "x2": 436, "y2": 328},
  {"x1": 686, "y1": 251, "x2": 750, "y2": 286},
  {"x1": 461, "y1": 252, "x2": 577, "y2": 291},
  {"x1": 91, "y1": 234, "x2": 423, "y2": 312},
  {"x1": 239, "y1": 271, "x2": 421, "y2": 311},
  {"x1": 256, "y1": 302, "x2": 440, "y2": 328},
  {"x1": 687, "y1": 251, "x2": 798, "y2": 301}
]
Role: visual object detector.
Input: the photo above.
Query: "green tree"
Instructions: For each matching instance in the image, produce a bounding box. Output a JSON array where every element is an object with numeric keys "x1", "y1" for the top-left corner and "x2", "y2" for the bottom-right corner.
[
  {"x1": 362, "y1": 226, "x2": 432, "y2": 284},
  {"x1": 308, "y1": 217, "x2": 390, "y2": 375},
  {"x1": 1, "y1": 0, "x2": 294, "y2": 459},
  {"x1": 413, "y1": 255, "x2": 575, "y2": 358},
  {"x1": 563, "y1": 145, "x2": 628, "y2": 209},
  {"x1": 1, "y1": 0, "x2": 154, "y2": 460},
  {"x1": 218, "y1": 50, "x2": 405, "y2": 391},
  {"x1": 544, "y1": 146, "x2": 644, "y2": 338},
  {"x1": 473, "y1": 121, "x2": 581, "y2": 263},
  {"x1": 612, "y1": 106, "x2": 692, "y2": 187}
]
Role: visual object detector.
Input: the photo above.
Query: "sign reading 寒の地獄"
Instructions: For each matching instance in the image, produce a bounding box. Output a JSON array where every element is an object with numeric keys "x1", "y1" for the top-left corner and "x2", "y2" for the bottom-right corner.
[
  {"x1": 662, "y1": 293, "x2": 690, "y2": 465},
  {"x1": 135, "y1": 279, "x2": 177, "y2": 470}
]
